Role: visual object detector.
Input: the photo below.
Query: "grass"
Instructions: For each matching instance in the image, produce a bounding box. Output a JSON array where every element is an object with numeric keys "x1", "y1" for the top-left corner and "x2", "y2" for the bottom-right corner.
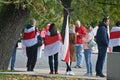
[{"x1": 0, "y1": 74, "x2": 94, "y2": 80}]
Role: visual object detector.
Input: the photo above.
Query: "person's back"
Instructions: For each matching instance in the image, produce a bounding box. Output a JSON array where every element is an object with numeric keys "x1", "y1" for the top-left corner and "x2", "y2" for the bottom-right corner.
[
  {"x1": 44, "y1": 23, "x2": 62, "y2": 74},
  {"x1": 23, "y1": 19, "x2": 41, "y2": 71},
  {"x1": 109, "y1": 21, "x2": 120, "y2": 52}
]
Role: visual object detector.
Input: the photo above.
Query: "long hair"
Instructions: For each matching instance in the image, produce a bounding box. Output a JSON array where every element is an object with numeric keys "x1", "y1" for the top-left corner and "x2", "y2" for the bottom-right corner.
[{"x1": 49, "y1": 23, "x2": 57, "y2": 36}]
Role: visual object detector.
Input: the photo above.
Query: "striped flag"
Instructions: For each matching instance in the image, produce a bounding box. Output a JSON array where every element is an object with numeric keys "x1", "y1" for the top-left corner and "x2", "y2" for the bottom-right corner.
[
  {"x1": 109, "y1": 27, "x2": 120, "y2": 48},
  {"x1": 23, "y1": 26, "x2": 39, "y2": 47},
  {"x1": 61, "y1": 15, "x2": 70, "y2": 64},
  {"x1": 44, "y1": 32, "x2": 62, "y2": 56}
]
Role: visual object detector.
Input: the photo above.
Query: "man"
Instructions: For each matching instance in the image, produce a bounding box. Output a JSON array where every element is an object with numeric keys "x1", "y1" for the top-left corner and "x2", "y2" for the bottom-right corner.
[
  {"x1": 74, "y1": 20, "x2": 87, "y2": 68},
  {"x1": 96, "y1": 17, "x2": 110, "y2": 77},
  {"x1": 23, "y1": 19, "x2": 42, "y2": 71},
  {"x1": 10, "y1": 41, "x2": 18, "y2": 70}
]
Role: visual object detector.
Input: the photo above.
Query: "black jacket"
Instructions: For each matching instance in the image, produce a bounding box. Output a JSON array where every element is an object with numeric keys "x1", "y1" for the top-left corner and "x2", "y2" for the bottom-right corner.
[{"x1": 96, "y1": 22, "x2": 109, "y2": 47}]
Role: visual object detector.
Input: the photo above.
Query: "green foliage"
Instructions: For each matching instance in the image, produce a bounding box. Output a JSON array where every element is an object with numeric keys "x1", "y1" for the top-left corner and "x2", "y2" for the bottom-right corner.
[
  {"x1": 0, "y1": 0, "x2": 120, "y2": 29},
  {"x1": 71, "y1": 0, "x2": 120, "y2": 28},
  {"x1": 28, "y1": 0, "x2": 63, "y2": 31}
]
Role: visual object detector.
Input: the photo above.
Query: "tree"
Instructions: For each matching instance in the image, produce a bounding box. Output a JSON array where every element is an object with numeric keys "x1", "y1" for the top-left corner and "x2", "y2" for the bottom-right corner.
[
  {"x1": 0, "y1": 2, "x2": 29, "y2": 70},
  {"x1": 61, "y1": 0, "x2": 72, "y2": 41}
]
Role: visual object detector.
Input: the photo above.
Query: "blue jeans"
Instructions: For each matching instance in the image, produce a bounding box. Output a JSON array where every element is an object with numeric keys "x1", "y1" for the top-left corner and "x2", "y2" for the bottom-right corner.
[
  {"x1": 84, "y1": 49, "x2": 92, "y2": 74},
  {"x1": 75, "y1": 44, "x2": 84, "y2": 66},
  {"x1": 96, "y1": 46, "x2": 107, "y2": 75},
  {"x1": 10, "y1": 47, "x2": 17, "y2": 70}
]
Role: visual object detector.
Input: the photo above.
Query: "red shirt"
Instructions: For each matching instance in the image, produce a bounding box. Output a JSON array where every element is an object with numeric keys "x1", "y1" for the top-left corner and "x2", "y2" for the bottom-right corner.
[{"x1": 76, "y1": 25, "x2": 87, "y2": 44}]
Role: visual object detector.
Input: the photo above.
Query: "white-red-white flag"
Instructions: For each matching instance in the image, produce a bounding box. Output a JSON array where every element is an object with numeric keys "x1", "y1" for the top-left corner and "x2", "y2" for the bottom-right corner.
[
  {"x1": 109, "y1": 27, "x2": 120, "y2": 48},
  {"x1": 61, "y1": 15, "x2": 70, "y2": 64}
]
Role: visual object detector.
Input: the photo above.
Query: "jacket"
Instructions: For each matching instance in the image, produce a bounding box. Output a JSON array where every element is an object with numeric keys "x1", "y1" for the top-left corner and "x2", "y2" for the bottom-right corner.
[
  {"x1": 75, "y1": 25, "x2": 87, "y2": 44},
  {"x1": 96, "y1": 22, "x2": 109, "y2": 47}
]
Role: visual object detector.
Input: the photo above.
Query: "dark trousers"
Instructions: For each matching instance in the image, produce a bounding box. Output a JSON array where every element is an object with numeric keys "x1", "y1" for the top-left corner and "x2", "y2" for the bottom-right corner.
[
  {"x1": 113, "y1": 46, "x2": 120, "y2": 52},
  {"x1": 66, "y1": 62, "x2": 72, "y2": 72},
  {"x1": 26, "y1": 44, "x2": 38, "y2": 71},
  {"x1": 48, "y1": 53, "x2": 58, "y2": 72},
  {"x1": 96, "y1": 46, "x2": 107, "y2": 75}
]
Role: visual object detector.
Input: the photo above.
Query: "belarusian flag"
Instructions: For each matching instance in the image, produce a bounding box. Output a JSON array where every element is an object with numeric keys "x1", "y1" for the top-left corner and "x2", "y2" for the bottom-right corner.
[{"x1": 61, "y1": 15, "x2": 70, "y2": 64}]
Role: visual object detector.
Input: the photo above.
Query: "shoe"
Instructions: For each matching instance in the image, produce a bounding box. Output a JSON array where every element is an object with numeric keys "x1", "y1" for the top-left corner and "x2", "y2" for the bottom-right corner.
[
  {"x1": 11, "y1": 68, "x2": 14, "y2": 71},
  {"x1": 55, "y1": 72, "x2": 58, "y2": 74},
  {"x1": 74, "y1": 65, "x2": 82, "y2": 68},
  {"x1": 65, "y1": 71, "x2": 75, "y2": 76},
  {"x1": 69, "y1": 71, "x2": 75, "y2": 76},
  {"x1": 96, "y1": 74, "x2": 105, "y2": 77},
  {"x1": 78, "y1": 65, "x2": 82, "y2": 68},
  {"x1": 49, "y1": 72, "x2": 53, "y2": 74},
  {"x1": 65, "y1": 71, "x2": 69, "y2": 75},
  {"x1": 84, "y1": 73, "x2": 92, "y2": 77}
]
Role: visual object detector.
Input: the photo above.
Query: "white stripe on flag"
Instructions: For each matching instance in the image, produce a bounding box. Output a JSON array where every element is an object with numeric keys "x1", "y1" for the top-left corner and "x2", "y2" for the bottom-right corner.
[
  {"x1": 44, "y1": 41, "x2": 62, "y2": 56},
  {"x1": 24, "y1": 27, "x2": 35, "y2": 33},
  {"x1": 23, "y1": 37, "x2": 37, "y2": 47},
  {"x1": 61, "y1": 15, "x2": 70, "y2": 63}
]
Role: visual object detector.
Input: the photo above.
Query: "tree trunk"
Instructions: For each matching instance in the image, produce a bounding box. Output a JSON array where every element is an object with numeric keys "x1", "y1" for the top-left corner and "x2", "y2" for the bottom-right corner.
[
  {"x1": 61, "y1": 0, "x2": 72, "y2": 42},
  {"x1": 0, "y1": 4, "x2": 30, "y2": 70}
]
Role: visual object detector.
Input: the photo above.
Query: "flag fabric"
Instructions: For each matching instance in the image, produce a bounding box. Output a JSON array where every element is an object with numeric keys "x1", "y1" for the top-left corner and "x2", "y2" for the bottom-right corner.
[
  {"x1": 109, "y1": 27, "x2": 120, "y2": 48},
  {"x1": 23, "y1": 26, "x2": 40, "y2": 47},
  {"x1": 61, "y1": 15, "x2": 70, "y2": 64},
  {"x1": 23, "y1": 26, "x2": 42, "y2": 59},
  {"x1": 44, "y1": 31, "x2": 62, "y2": 56}
]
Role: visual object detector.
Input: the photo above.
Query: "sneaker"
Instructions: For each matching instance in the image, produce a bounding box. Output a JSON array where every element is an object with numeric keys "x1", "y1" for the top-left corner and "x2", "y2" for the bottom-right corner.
[
  {"x1": 65, "y1": 71, "x2": 75, "y2": 76},
  {"x1": 65, "y1": 71, "x2": 69, "y2": 75},
  {"x1": 69, "y1": 71, "x2": 75, "y2": 76},
  {"x1": 96, "y1": 74, "x2": 105, "y2": 77}
]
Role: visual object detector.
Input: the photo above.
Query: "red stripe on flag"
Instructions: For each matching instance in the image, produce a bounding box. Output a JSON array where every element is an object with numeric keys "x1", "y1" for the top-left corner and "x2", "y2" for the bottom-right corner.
[
  {"x1": 110, "y1": 31, "x2": 120, "y2": 39},
  {"x1": 64, "y1": 44, "x2": 70, "y2": 63},
  {"x1": 23, "y1": 31, "x2": 35, "y2": 40},
  {"x1": 44, "y1": 34, "x2": 62, "y2": 45}
]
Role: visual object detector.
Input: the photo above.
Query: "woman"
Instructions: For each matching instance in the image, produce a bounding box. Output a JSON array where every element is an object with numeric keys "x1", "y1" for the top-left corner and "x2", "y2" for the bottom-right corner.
[
  {"x1": 82, "y1": 26, "x2": 93, "y2": 76},
  {"x1": 109, "y1": 21, "x2": 120, "y2": 52},
  {"x1": 66, "y1": 24, "x2": 76, "y2": 75},
  {"x1": 44, "y1": 23, "x2": 62, "y2": 74}
]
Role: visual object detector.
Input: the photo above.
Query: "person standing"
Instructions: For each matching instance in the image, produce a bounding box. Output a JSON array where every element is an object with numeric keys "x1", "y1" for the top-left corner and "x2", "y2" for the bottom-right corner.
[
  {"x1": 10, "y1": 41, "x2": 18, "y2": 70},
  {"x1": 95, "y1": 17, "x2": 110, "y2": 77},
  {"x1": 44, "y1": 23, "x2": 62, "y2": 74},
  {"x1": 74, "y1": 20, "x2": 87, "y2": 68},
  {"x1": 109, "y1": 21, "x2": 120, "y2": 52},
  {"x1": 23, "y1": 19, "x2": 42, "y2": 71},
  {"x1": 65, "y1": 24, "x2": 76, "y2": 75},
  {"x1": 82, "y1": 26, "x2": 94, "y2": 76}
]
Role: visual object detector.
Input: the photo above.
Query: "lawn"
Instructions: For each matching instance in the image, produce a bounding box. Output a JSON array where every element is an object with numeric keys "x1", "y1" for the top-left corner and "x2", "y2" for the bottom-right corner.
[{"x1": 0, "y1": 74, "x2": 91, "y2": 80}]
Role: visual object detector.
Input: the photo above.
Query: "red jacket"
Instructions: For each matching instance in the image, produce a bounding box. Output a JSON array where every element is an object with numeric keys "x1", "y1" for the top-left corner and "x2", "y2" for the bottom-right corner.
[{"x1": 76, "y1": 25, "x2": 87, "y2": 44}]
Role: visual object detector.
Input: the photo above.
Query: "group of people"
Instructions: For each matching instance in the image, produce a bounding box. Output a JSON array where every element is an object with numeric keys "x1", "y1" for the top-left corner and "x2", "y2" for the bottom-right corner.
[{"x1": 10, "y1": 17, "x2": 120, "y2": 78}]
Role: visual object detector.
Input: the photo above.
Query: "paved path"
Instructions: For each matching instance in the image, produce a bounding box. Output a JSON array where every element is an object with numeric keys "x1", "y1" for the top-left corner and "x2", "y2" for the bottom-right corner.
[{"x1": 6, "y1": 45, "x2": 106, "y2": 80}]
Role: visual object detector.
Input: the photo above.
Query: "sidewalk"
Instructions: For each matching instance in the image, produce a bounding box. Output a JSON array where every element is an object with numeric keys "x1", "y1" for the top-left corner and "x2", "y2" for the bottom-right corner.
[{"x1": 0, "y1": 67, "x2": 106, "y2": 80}]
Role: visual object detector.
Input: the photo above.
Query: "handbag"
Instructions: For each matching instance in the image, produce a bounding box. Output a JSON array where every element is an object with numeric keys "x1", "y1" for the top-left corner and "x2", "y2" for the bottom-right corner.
[{"x1": 88, "y1": 39, "x2": 96, "y2": 48}]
